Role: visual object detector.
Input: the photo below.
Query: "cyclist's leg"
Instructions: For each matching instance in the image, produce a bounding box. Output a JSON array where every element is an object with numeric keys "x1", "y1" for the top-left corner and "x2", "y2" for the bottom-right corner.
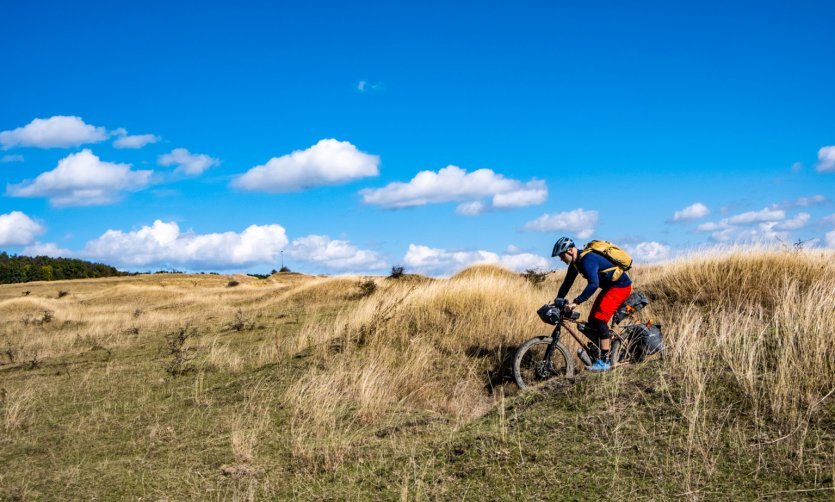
[{"x1": 589, "y1": 285, "x2": 633, "y2": 362}]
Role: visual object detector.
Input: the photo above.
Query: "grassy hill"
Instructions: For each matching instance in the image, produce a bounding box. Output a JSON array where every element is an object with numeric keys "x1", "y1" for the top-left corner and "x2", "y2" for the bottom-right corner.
[{"x1": 1, "y1": 251, "x2": 833, "y2": 500}]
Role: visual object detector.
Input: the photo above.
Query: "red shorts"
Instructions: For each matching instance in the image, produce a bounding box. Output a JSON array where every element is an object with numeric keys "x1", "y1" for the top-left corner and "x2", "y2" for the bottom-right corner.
[{"x1": 589, "y1": 285, "x2": 633, "y2": 323}]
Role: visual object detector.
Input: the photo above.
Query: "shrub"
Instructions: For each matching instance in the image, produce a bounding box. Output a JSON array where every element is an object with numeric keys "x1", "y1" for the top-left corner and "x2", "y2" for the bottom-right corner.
[
  {"x1": 228, "y1": 308, "x2": 255, "y2": 332},
  {"x1": 351, "y1": 279, "x2": 377, "y2": 299},
  {"x1": 389, "y1": 265, "x2": 405, "y2": 279},
  {"x1": 164, "y1": 325, "x2": 197, "y2": 376},
  {"x1": 227, "y1": 280, "x2": 240, "y2": 288},
  {"x1": 521, "y1": 268, "x2": 549, "y2": 286}
]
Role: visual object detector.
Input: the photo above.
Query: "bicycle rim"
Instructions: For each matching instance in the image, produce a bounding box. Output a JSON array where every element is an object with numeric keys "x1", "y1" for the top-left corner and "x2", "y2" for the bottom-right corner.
[{"x1": 513, "y1": 338, "x2": 574, "y2": 389}]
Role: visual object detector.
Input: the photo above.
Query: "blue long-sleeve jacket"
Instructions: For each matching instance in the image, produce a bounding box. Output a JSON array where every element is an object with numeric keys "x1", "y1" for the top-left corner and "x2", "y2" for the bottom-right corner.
[{"x1": 556, "y1": 251, "x2": 632, "y2": 304}]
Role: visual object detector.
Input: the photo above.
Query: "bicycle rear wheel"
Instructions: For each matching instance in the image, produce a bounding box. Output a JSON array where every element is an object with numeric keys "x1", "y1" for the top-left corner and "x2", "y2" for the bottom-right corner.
[{"x1": 513, "y1": 337, "x2": 575, "y2": 389}]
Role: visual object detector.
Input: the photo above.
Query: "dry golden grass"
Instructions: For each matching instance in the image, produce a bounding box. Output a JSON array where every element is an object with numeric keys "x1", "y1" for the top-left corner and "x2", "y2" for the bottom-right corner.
[
  {"x1": 276, "y1": 249, "x2": 835, "y2": 469},
  {"x1": 1, "y1": 250, "x2": 833, "y2": 495}
]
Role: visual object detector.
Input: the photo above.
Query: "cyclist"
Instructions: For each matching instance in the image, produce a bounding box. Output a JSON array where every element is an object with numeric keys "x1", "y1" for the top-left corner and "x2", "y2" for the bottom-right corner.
[{"x1": 551, "y1": 236, "x2": 632, "y2": 372}]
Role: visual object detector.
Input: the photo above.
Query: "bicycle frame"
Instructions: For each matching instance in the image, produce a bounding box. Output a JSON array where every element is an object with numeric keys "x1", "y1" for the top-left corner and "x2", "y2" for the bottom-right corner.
[{"x1": 547, "y1": 309, "x2": 643, "y2": 367}]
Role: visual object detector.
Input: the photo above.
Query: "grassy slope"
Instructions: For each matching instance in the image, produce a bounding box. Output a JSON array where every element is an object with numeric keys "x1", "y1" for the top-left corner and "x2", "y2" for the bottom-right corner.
[{"x1": 1, "y1": 253, "x2": 834, "y2": 500}]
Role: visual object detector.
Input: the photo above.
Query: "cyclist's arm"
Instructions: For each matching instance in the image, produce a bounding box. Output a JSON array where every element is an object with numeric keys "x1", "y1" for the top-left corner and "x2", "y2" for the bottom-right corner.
[
  {"x1": 573, "y1": 259, "x2": 599, "y2": 304},
  {"x1": 556, "y1": 264, "x2": 577, "y2": 299}
]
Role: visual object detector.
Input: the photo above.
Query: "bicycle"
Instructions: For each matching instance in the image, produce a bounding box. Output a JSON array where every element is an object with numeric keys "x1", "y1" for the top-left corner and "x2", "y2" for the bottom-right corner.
[{"x1": 512, "y1": 296, "x2": 662, "y2": 389}]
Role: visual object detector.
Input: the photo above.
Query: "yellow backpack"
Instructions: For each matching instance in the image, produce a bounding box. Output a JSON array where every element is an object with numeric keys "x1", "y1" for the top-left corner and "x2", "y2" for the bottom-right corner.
[{"x1": 578, "y1": 240, "x2": 633, "y2": 281}]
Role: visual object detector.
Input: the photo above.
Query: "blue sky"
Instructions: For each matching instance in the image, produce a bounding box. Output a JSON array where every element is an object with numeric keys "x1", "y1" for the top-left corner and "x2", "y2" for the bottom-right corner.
[{"x1": 1, "y1": 1, "x2": 833, "y2": 275}]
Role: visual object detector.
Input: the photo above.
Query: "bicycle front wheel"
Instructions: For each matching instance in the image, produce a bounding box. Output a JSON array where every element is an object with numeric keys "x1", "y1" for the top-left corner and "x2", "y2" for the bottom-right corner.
[{"x1": 513, "y1": 337, "x2": 575, "y2": 389}]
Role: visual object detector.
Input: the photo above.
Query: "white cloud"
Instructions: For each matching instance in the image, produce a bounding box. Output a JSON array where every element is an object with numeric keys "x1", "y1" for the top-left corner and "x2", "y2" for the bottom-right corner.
[
  {"x1": 701, "y1": 221, "x2": 789, "y2": 243},
  {"x1": 7, "y1": 149, "x2": 152, "y2": 206},
  {"x1": 671, "y1": 202, "x2": 710, "y2": 222},
  {"x1": 361, "y1": 165, "x2": 546, "y2": 212},
  {"x1": 521, "y1": 208, "x2": 598, "y2": 239},
  {"x1": 1, "y1": 154, "x2": 24, "y2": 163},
  {"x1": 624, "y1": 241, "x2": 672, "y2": 263},
  {"x1": 0, "y1": 211, "x2": 45, "y2": 246},
  {"x1": 793, "y1": 194, "x2": 827, "y2": 207},
  {"x1": 726, "y1": 208, "x2": 785, "y2": 224},
  {"x1": 816, "y1": 146, "x2": 835, "y2": 173},
  {"x1": 158, "y1": 148, "x2": 220, "y2": 175},
  {"x1": 21, "y1": 242, "x2": 72, "y2": 258},
  {"x1": 456, "y1": 201, "x2": 486, "y2": 216},
  {"x1": 0, "y1": 116, "x2": 108, "y2": 149},
  {"x1": 113, "y1": 132, "x2": 161, "y2": 149},
  {"x1": 492, "y1": 180, "x2": 548, "y2": 207},
  {"x1": 770, "y1": 194, "x2": 827, "y2": 210},
  {"x1": 233, "y1": 139, "x2": 379, "y2": 192},
  {"x1": 357, "y1": 80, "x2": 384, "y2": 92},
  {"x1": 775, "y1": 212, "x2": 810, "y2": 231},
  {"x1": 695, "y1": 206, "x2": 795, "y2": 242},
  {"x1": 403, "y1": 243, "x2": 548, "y2": 276},
  {"x1": 826, "y1": 229, "x2": 835, "y2": 248},
  {"x1": 287, "y1": 235, "x2": 385, "y2": 270},
  {"x1": 82, "y1": 220, "x2": 289, "y2": 269},
  {"x1": 7, "y1": 150, "x2": 151, "y2": 206}
]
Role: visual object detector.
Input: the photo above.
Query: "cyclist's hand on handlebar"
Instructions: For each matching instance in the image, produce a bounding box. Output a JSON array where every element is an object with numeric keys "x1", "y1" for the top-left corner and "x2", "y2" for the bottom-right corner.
[{"x1": 566, "y1": 302, "x2": 578, "y2": 311}]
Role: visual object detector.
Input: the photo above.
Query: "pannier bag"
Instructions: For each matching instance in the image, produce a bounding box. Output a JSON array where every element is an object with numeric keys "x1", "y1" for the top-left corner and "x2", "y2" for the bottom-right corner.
[
  {"x1": 622, "y1": 323, "x2": 664, "y2": 362},
  {"x1": 612, "y1": 291, "x2": 650, "y2": 325}
]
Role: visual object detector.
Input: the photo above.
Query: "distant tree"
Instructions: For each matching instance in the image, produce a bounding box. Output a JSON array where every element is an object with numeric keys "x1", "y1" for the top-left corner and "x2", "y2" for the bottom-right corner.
[{"x1": 0, "y1": 253, "x2": 125, "y2": 284}]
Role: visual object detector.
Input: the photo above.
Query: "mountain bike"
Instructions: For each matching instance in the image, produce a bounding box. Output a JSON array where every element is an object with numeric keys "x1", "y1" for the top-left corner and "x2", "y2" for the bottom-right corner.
[{"x1": 512, "y1": 296, "x2": 662, "y2": 389}]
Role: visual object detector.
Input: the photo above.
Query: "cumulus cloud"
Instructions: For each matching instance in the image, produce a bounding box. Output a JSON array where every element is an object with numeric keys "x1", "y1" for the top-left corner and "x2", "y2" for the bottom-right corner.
[
  {"x1": 17, "y1": 219, "x2": 384, "y2": 273},
  {"x1": 0, "y1": 211, "x2": 45, "y2": 246},
  {"x1": 287, "y1": 235, "x2": 386, "y2": 270},
  {"x1": 403, "y1": 243, "x2": 549, "y2": 276},
  {"x1": 624, "y1": 241, "x2": 672, "y2": 263},
  {"x1": 7, "y1": 149, "x2": 152, "y2": 206},
  {"x1": 827, "y1": 229, "x2": 835, "y2": 248},
  {"x1": 816, "y1": 146, "x2": 835, "y2": 173},
  {"x1": 1, "y1": 154, "x2": 24, "y2": 163},
  {"x1": 113, "y1": 131, "x2": 161, "y2": 149},
  {"x1": 725, "y1": 208, "x2": 785, "y2": 224},
  {"x1": 521, "y1": 208, "x2": 598, "y2": 239},
  {"x1": 21, "y1": 242, "x2": 72, "y2": 258},
  {"x1": 233, "y1": 139, "x2": 379, "y2": 192},
  {"x1": 158, "y1": 148, "x2": 220, "y2": 175},
  {"x1": 361, "y1": 165, "x2": 546, "y2": 213},
  {"x1": 0, "y1": 116, "x2": 108, "y2": 149},
  {"x1": 694, "y1": 206, "x2": 797, "y2": 242},
  {"x1": 670, "y1": 202, "x2": 710, "y2": 222},
  {"x1": 698, "y1": 221, "x2": 790, "y2": 243},
  {"x1": 82, "y1": 220, "x2": 289, "y2": 268},
  {"x1": 775, "y1": 212, "x2": 810, "y2": 231}
]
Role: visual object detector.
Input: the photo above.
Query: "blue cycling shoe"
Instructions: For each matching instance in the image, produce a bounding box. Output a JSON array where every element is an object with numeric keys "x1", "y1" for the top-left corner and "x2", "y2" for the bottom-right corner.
[{"x1": 586, "y1": 359, "x2": 612, "y2": 372}]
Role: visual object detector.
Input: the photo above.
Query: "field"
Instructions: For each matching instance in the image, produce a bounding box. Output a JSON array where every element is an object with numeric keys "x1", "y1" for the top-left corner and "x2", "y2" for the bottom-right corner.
[{"x1": 1, "y1": 250, "x2": 834, "y2": 500}]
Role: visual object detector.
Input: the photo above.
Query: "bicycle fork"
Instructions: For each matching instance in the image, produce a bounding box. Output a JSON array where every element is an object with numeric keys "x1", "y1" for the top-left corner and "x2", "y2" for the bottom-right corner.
[{"x1": 541, "y1": 325, "x2": 562, "y2": 374}]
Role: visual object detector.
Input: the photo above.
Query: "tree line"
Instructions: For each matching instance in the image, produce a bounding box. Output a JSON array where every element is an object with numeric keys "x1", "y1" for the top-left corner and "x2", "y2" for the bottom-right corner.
[{"x1": 0, "y1": 252, "x2": 126, "y2": 284}]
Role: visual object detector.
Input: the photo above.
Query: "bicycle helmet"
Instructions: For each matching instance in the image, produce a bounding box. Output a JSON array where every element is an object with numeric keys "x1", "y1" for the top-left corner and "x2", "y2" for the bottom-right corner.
[{"x1": 551, "y1": 236, "x2": 575, "y2": 257}]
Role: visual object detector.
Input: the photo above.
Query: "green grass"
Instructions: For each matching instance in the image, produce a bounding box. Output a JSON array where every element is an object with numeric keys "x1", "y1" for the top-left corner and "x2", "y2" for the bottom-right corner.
[
  {"x1": 4, "y1": 342, "x2": 830, "y2": 500},
  {"x1": 1, "y1": 260, "x2": 834, "y2": 500}
]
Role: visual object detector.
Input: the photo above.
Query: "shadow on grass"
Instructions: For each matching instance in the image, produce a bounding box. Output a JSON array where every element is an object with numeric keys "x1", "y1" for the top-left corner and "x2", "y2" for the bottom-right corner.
[{"x1": 465, "y1": 344, "x2": 519, "y2": 391}]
